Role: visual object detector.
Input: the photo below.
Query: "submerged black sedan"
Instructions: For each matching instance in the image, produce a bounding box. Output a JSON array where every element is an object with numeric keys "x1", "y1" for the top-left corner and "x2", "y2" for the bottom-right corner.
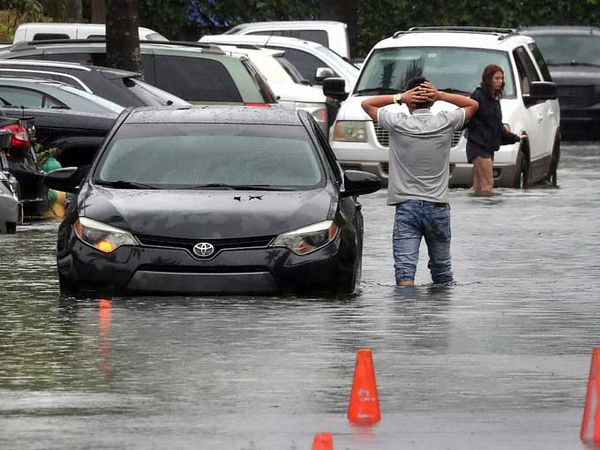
[{"x1": 45, "y1": 106, "x2": 380, "y2": 296}]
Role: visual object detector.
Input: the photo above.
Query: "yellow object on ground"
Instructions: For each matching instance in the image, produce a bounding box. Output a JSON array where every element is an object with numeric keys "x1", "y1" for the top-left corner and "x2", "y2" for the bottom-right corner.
[{"x1": 44, "y1": 190, "x2": 67, "y2": 219}]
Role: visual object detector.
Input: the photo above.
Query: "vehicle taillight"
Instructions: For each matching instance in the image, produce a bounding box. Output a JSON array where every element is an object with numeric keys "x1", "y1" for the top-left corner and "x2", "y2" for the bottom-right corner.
[
  {"x1": 2, "y1": 124, "x2": 30, "y2": 150},
  {"x1": 243, "y1": 102, "x2": 269, "y2": 108}
]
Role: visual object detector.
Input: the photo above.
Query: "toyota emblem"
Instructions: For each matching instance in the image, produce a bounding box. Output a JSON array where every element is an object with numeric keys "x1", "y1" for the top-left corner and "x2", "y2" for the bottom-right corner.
[{"x1": 193, "y1": 242, "x2": 215, "y2": 257}]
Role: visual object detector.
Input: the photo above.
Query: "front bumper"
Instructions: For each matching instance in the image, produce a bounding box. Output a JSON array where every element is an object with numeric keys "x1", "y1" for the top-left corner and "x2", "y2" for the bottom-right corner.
[{"x1": 59, "y1": 232, "x2": 355, "y2": 295}]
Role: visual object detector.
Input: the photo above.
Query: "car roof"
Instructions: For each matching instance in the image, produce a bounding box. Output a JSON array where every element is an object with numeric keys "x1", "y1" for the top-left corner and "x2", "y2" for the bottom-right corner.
[
  {"x1": 374, "y1": 26, "x2": 534, "y2": 51},
  {"x1": 0, "y1": 59, "x2": 139, "y2": 77},
  {"x1": 519, "y1": 26, "x2": 600, "y2": 36},
  {"x1": 0, "y1": 76, "x2": 71, "y2": 88},
  {"x1": 200, "y1": 34, "x2": 325, "y2": 50},
  {"x1": 228, "y1": 21, "x2": 346, "y2": 30},
  {"x1": 125, "y1": 105, "x2": 302, "y2": 125}
]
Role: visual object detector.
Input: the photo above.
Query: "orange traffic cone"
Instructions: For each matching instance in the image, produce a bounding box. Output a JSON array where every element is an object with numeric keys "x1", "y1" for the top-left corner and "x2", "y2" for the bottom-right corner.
[
  {"x1": 347, "y1": 348, "x2": 381, "y2": 425},
  {"x1": 311, "y1": 432, "x2": 333, "y2": 450},
  {"x1": 581, "y1": 348, "x2": 600, "y2": 443}
]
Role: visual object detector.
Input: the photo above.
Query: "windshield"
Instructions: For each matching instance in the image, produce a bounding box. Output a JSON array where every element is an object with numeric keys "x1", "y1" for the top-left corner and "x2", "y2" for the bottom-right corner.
[
  {"x1": 355, "y1": 47, "x2": 516, "y2": 98},
  {"x1": 95, "y1": 123, "x2": 324, "y2": 189},
  {"x1": 532, "y1": 34, "x2": 600, "y2": 66},
  {"x1": 313, "y1": 45, "x2": 360, "y2": 80}
]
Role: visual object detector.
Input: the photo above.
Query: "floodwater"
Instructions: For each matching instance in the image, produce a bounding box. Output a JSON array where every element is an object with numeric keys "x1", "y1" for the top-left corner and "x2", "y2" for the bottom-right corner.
[{"x1": 0, "y1": 143, "x2": 599, "y2": 449}]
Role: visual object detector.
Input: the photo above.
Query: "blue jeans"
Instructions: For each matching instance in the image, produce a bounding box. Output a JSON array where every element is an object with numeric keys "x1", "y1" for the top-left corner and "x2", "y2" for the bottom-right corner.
[{"x1": 393, "y1": 200, "x2": 453, "y2": 284}]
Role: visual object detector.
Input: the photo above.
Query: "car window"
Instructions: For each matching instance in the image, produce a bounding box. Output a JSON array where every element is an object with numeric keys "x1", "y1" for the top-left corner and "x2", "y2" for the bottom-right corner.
[
  {"x1": 0, "y1": 85, "x2": 66, "y2": 109},
  {"x1": 33, "y1": 33, "x2": 69, "y2": 41},
  {"x1": 513, "y1": 46, "x2": 540, "y2": 95},
  {"x1": 153, "y1": 55, "x2": 242, "y2": 103},
  {"x1": 96, "y1": 123, "x2": 325, "y2": 189},
  {"x1": 531, "y1": 34, "x2": 600, "y2": 66},
  {"x1": 356, "y1": 46, "x2": 516, "y2": 98},
  {"x1": 42, "y1": 51, "x2": 108, "y2": 67},
  {"x1": 272, "y1": 47, "x2": 336, "y2": 85},
  {"x1": 240, "y1": 58, "x2": 277, "y2": 103},
  {"x1": 527, "y1": 43, "x2": 552, "y2": 81},
  {"x1": 309, "y1": 118, "x2": 342, "y2": 184}
]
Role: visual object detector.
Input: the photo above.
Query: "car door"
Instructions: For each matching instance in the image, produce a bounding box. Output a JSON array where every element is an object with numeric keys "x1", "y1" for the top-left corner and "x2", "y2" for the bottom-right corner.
[{"x1": 513, "y1": 46, "x2": 549, "y2": 175}]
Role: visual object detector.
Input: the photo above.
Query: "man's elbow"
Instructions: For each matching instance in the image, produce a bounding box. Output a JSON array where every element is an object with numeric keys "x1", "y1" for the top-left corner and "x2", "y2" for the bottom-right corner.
[{"x1": 360, "y1": 99, "x2": 370, "y2": 113}]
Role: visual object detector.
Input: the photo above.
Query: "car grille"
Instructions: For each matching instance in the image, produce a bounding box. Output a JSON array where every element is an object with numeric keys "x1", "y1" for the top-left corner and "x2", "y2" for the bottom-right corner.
[
  {"x1": 373, "y1": 124, "x2": 464, "y2": 147},
  {"x1": 557, "y1": 85, "x2": 595, "y2": 107},
  {"x1": 135, "y1": 234, "x2": 275, "y2": 254}
]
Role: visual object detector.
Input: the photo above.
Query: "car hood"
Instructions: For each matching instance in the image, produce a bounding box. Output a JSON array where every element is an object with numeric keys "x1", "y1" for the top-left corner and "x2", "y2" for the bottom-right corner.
[
  {"x1": 79, "y1": 186, "x2": 336, "y2": 239},
  {"x1": 549, "y1": 65, "x2": 600, "y2": 83},
  {"x1": 269, "y1": 81, "x2": 326, "y2": 103}
]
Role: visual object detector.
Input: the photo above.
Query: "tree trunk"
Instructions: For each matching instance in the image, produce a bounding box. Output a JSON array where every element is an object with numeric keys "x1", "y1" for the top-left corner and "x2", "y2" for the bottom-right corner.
[
  {"x1": 106, "y1": 0, "x2": 141, "y2": 73},
  {"x1": 70, "y1": 0, "x2": 83, "y2": 22},
  {"x1": 91, "y1": 0, "x2": 106, "y2": 24},
  {"x1": 319, "y1": 0, "x2": 359, "y2": 58}
]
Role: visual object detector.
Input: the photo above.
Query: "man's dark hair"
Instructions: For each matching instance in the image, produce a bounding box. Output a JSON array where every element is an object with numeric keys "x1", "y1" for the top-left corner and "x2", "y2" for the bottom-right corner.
[{"x1": 406, "y1": 76, "x2": 428, "y2": 91}]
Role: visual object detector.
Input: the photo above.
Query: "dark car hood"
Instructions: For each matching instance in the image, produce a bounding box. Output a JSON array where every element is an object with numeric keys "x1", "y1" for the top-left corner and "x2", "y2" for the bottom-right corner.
[
  {"x1": 79, "y1": 186, "x2": 337, "y2": 239},
  {"x1": 549, "y1": 65, "x2": 600, "y2": 84}
]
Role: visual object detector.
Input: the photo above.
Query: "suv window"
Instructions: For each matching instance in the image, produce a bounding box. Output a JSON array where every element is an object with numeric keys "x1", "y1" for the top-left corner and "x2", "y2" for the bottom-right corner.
[
  {"x1": 527, "y1": 43, "x2": 552, "y2": 81},
  {"x1": 513, "y1": 46, "x2": 540, "y2": 95},
  {"x1": 0, "y1": 86, "x2": 65, "y2": 109},
  {"x1": 532, "y1": 34, "x2": 600, "y2": 66},
  {"x1": 356, "y1": 46, "x2": 516, "y2": 97},
  {"x1": 33, "y1": 33, "x2": 69, "y2": 41},
  {"x1": 153, "y1": 55, "x2": 242, "y2": 103},
  {"x1": 272, "y1": 47, "x2": 336, "y2": 85}
]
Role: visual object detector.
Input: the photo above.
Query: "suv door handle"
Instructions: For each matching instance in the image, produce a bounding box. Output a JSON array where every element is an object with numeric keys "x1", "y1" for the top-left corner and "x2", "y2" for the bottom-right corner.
[
  {"x1": 548, "y1": 110, "x2": 555, "y2": 117},
  {"x1": 536, "y1": 113, "x2": 544, "y2": 123}
]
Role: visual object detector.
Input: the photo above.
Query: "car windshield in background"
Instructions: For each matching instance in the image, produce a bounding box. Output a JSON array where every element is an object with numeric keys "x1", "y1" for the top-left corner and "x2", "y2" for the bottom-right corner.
[
  {"x1": 95, "y1": 124, "x2": 324, "y2": 190},
  {"x1": 355, "y1": 47, "x2": 516, "y2": 98},
  {"x1": 532, "y1": 35, "x2": 600, "y2": 66}
]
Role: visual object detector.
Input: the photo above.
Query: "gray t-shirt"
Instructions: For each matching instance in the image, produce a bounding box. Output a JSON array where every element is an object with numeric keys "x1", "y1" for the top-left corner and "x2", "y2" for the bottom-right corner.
[{"x1": 378, "y1": 107, "x2": 465, "y2": 205}]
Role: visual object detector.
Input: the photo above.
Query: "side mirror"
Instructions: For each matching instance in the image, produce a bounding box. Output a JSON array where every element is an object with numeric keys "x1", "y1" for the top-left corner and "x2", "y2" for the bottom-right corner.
[
  {"x1": 523, "y1": 81, "x2": 558, "y2": 106},
  {"x1": 323, "y1": 77, "x2": 348, "y2": 102},
  {"x1": 44, "y1": 166, "x2": 89, "y2": 193},
  {"x1": 341, "y1": 170, "x2": 381, "y2": 197},
  {"x1": 315, "y1": 67, "x2": 335, "y2": 82}
]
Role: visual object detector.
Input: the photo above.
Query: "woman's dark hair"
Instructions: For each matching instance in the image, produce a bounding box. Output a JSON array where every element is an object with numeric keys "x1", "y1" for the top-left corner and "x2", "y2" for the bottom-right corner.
[{"x1": 481, "y1": 64, "x2": 505, "y2": 97}]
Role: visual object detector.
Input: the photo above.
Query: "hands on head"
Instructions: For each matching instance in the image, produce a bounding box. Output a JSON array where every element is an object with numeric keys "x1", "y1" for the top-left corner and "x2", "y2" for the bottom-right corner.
[{"x1": 402, "y1": 81, "x2": 439, "y2": 106}]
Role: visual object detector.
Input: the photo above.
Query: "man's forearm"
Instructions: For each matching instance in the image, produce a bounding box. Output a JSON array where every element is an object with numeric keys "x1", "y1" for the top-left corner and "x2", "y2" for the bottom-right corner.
[{"x1": 361, "y1": 94, "x2": 398, "y2": 120}]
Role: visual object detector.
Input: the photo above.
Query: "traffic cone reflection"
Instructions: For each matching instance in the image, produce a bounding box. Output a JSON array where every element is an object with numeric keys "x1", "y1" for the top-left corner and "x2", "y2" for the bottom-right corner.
[
  {"x1": 311, "y1": 432, "x2": 333, "y2": 450},
  {"x1": 581, "y1": 348, "x2": 600, "y2": 443},
  {"x1": 347, "y1": 349, "x2": 381, "y2": 425}
]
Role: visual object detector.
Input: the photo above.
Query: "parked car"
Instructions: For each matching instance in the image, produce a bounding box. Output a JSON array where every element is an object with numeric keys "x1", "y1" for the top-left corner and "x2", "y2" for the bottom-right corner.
[
  {"x1": 0, "y1": 59, "x2": 190, "y2": 107},
  {"x1": 325, "y1": 26, "x2": 560, "y2": 188},
  {"x1": 0, "y1": 40, "x2": 277, "y2": 106},
  {"x1": 0, "y1": 115, "x2": 45, "y2": 219},
  {"x1": 13, "y1": 22, "x2": 167, "y2": 43},
  {"x1": 45, "y1": 106, "x2": 380, "y2": 296},
  {"x1": 519, "y1": 26, "x2": 600, "y2": 140},
  {"x1": 0, "y1": 128, "x2": 20, "y2": 232},
  {"x1": 199, "y1": 34, "x2": 359, "y2": 91},
  {"x1": 224, "y1": 20, "x2": 351, "y2": 59},
  {"x1": 0, "y1": 77, "x2": 124, "y2": 115},
  {"x1": 214, "y1": 44, "x2": 329, "y2": 133}
]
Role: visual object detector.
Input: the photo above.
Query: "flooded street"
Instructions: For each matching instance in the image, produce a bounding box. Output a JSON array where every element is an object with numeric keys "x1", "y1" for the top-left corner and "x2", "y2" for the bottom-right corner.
[{"x1": 1, "y1": 142, "x2": 599, "y2": 449}]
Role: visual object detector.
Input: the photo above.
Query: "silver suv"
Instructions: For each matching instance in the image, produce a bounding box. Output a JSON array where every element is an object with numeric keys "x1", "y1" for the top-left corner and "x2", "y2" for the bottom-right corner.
[{"x1": 325, "y1": 27, "x2": 560, "y2": 188}]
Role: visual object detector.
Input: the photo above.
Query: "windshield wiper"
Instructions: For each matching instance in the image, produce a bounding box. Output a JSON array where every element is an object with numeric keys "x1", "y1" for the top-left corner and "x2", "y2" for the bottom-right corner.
[
  {"x1": 354, "y1": 87, "x2": 399, "y2": 96},
  {"x1": 95, "y1": 180, "x2": 158, "y2": 189},
  {"x1": 174, "y1": 183, "x2": 295, "y2": 191}
]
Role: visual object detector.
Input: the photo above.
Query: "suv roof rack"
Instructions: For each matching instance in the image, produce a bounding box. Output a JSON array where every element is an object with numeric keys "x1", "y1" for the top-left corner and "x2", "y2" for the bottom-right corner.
[
  {"x1": 394, "y1": 26, "x2": 517, "y2": 40},
  {"x1": 9, "y1": 38, "x2": 226, "y2": 54}
]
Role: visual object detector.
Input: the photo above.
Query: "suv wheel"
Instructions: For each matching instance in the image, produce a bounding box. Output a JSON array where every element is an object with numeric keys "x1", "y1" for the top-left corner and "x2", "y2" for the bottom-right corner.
[{"x1": 513, "y1": 148, "x2": 529, "y2": 189}]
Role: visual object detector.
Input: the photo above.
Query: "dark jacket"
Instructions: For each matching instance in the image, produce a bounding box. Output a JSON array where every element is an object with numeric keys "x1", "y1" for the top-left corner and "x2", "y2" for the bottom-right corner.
[{"x1": 466, "y1": 86, "x2": 519, "y2": 151}]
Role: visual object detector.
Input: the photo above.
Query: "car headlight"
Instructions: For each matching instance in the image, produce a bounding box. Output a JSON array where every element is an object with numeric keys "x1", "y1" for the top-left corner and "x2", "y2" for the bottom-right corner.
[
  {"x1": 333, "y1": 120, "x2": 368, "y2": 142},
  {"x1": 270, "y1": 220, "x2": 339, "y2": 255},
  {"x1": 295, "y1": 101, "x2": 328, "y2": 133},
  {"x1": 74, "y1": 217, "x2": 139, "y2": 254}
]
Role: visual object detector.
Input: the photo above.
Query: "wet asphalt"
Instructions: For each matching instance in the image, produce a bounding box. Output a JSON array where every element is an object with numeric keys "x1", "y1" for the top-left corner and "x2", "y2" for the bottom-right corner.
[{"x1": 0, "y1": 142, "x2": 599, "y2": 449}]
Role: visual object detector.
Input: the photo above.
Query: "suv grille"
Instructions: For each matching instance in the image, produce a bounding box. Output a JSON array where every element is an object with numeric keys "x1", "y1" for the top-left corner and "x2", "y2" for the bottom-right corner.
[
  {"x1": 135, "y1": 234, "x2": 275, "y2": 254},
  {"x1": 557, "y1": 85, "x2": 595, "y2": 107},
  {"x1": 374, "y1": 124, "x2": 463, "y2": 147}
]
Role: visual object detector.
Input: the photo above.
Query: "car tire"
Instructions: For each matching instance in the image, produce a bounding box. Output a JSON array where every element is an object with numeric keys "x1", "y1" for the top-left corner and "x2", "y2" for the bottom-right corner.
[
  {"x1": 58, "y1": 272, "x2": 78, "y2": 297},
  {"x1": 5, "y1": 221, "x2": 16, "y2": 234},
  {"x1": 545, "y1": 138, "x2": 560, "y2": 187},
  {"x1": 513, "y1": 147, "x2": 529, "y2": 189}
]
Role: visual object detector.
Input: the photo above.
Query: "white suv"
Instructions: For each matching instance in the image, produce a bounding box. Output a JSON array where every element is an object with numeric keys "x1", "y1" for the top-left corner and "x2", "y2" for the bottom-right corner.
[{"x1": 325, "y1": 27, "x2": 560, "y2": 188}]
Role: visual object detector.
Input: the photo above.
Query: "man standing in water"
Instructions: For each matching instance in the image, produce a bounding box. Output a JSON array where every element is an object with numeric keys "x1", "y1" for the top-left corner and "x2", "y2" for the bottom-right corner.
[{"x1": 361, "y1": 77, "x2": 478, "y2": 287}]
